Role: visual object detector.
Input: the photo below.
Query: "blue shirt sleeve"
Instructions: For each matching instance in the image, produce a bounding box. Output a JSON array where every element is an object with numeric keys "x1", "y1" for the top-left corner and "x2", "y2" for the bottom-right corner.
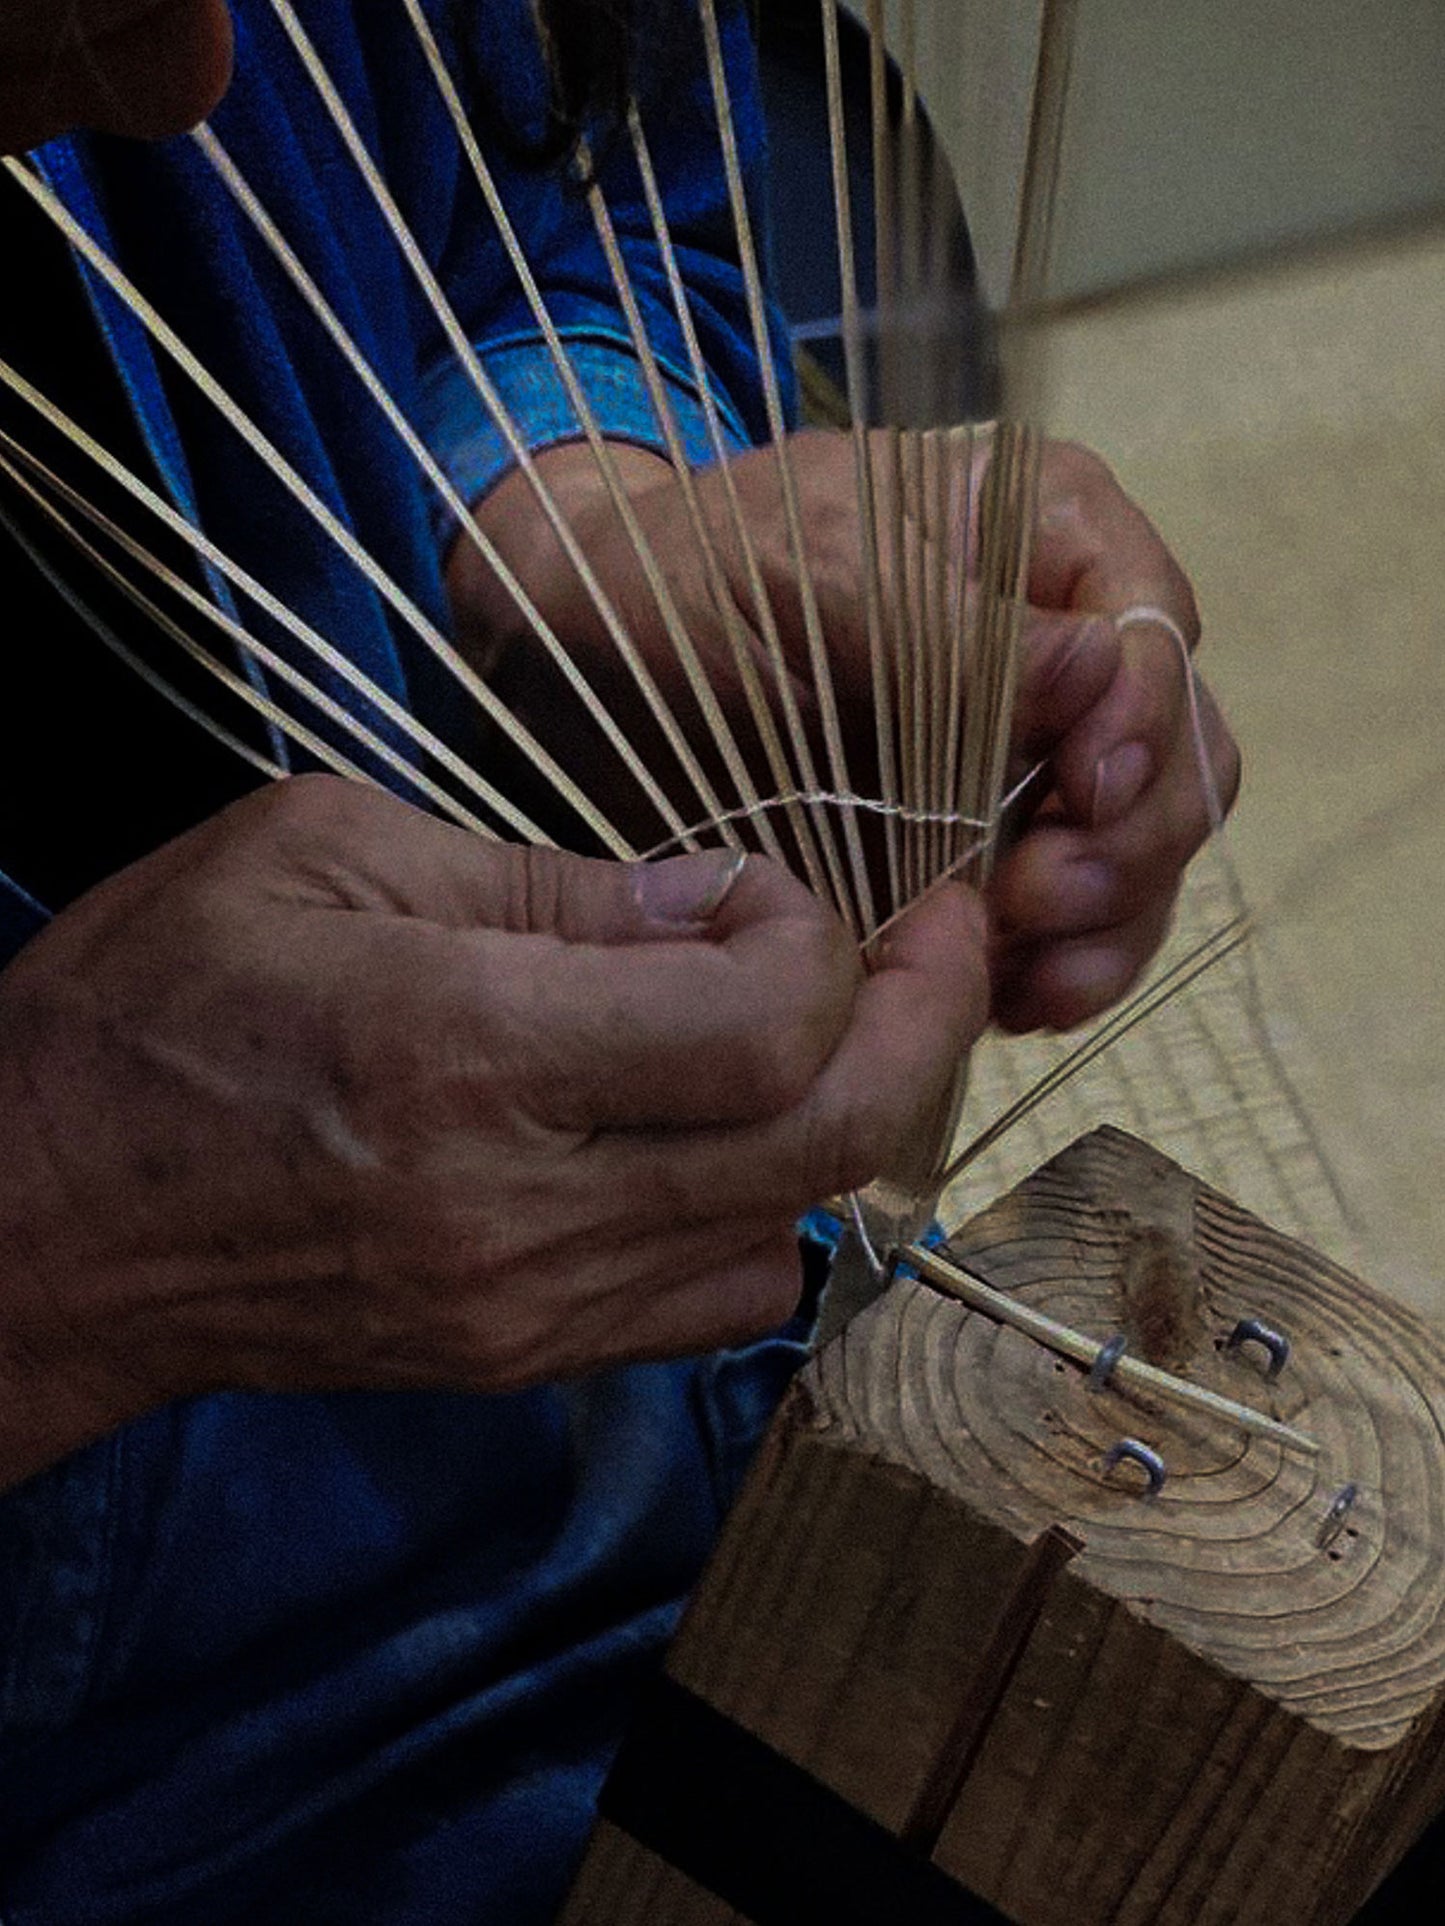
[
  {"x1": 418, "y1": 323, "x2": 751, "y2": 518},
  {"x1": 417, "y1": 0, "x2": 794, "y2": 523}
]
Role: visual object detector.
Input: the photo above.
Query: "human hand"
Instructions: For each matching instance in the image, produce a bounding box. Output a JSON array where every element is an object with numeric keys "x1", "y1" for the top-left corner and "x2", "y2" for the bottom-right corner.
[
  {"x1": 0, "y1": 0, "x2": 233, "y2": 155},
  {"x1": 989, "y1": 439, "x2": 1240, "y2": 1031},
  {"x1": 451, "y1": 429, "x2": 1237, "y2": 1030},
  {"x1": 0, "y1": 776, "x2": 988, "y2": 1490}
]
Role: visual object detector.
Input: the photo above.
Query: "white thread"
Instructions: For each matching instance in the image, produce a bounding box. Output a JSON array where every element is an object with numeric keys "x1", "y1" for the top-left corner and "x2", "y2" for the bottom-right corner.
[
  {"x1": 640, "y1": 790, "x2": 991, "y2": 863},
  {"x1": 1115, "y1": 603, "x2": 1227, "y2": 836},
  {"x1": 847, "y1": 1191, "x2": 887, "y2": 1281}
]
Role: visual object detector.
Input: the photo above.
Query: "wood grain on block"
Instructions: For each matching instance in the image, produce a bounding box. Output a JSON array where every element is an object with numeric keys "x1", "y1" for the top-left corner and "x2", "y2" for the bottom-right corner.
[{"x1": 561, "y1": 1128, "x2": 1445, "y2": 1926}]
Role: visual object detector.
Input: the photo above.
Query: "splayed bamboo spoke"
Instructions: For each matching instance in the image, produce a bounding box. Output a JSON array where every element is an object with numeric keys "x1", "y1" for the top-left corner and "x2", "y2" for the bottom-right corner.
[
  {"x1": 864, "y1": 0, "x2": 920, "y2": 906},
  {"x1": 264, "y1": 0, "x2": 732, "y2": 853},
  {"x1": 1010, "y1": 0, "x2": 1080, "y2": 314},
  {"x1": 916, "y1": 57, "x2": 967, "y2": 889},
  {"x1": 0, "y1": 426, "x2": 506, "y2": 836},
  {"x1": 623, "y1": 103, "x2": 832, "y2": 901},
  {"x1": 944, "y1": 914, "x2": 1255, "y2": 1195},
  {"x1": 1, "y1": 157, "x2": 625, "y2": 852},
  {"x1": 926, "y1": 430, "x2": 953, "y2": 879},
  {"x1": 958, "y1": 419, "x2": 1039, "y2": 878},
  {"x1": 953, "y1": 0, "x2": 1081, "y2": 883},
  {"x1": 0, "y1": 360, "x2": 539, "y2": 840},
  {"x1": 820, "y1": 0, "x2": 901, "y2": 910},
  {"x1": 398, "y1": 0, "x2": 774, "y2": 865},
  {"x1": 576, "y1": 162, "x2": 788, "y2": 865},
  {"x1": 0, "y1": 481, "x2": 289, "y2": 787},
  {"x1": 942, "y1": 424, "x2": 977, "y2": 874},
  {"x1": 895, "y1": 0, "x2": 935, "y2": 899},
  {"x1": 697, "y1": 0, "x2": 874, "y2": 936},
  {"x1": 193, "y1": 124, "x2": 694, "y2": 855}
]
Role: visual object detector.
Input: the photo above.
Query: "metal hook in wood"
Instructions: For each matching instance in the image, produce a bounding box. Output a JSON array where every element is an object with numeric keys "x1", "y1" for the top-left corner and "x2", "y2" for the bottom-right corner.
[
  {"x1": 1088, "y1": 1333, "x2": 1128, "y2": 1393},
  {"x1": 1102, "y1": 1438, "x2": 1168, "y2": 1498},
  {"x1": 1316, "y1": 1483, "x2": 1359, "y2": 1552},
  {"x1": 1225, "y1": 1317, "x2": 1291, "y2": 1381}
]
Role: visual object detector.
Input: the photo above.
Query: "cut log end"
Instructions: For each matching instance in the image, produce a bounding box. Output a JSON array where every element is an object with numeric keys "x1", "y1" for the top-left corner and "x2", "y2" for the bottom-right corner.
[
  {"x1": 812, "y1": 1127, "x2": 1445, "y2": 1759},
  {"x1": 562, "y1": 1128, "x2": 1445, "y2": 1926}
]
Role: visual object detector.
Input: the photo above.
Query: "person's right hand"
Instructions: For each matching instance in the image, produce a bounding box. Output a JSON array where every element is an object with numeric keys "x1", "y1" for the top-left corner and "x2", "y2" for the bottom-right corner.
[{"x1": 0, "y1": 775, "x2": 988, "y2": 1490}]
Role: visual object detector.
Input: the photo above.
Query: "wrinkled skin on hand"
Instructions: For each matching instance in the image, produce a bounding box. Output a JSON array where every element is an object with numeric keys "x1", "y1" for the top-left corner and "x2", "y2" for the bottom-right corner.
[
  {"x1": 0, "y1": 776, "x2": 989, "y2": 1487},
  {"x1": 454, "y1": 430, "x2": 1240, "y2": 1034}
]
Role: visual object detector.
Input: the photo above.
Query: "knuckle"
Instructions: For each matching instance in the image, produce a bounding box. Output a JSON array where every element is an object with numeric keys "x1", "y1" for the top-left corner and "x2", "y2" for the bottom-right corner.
[
  {"x1": 1050, "y1": 438, "x2": 1115, "y2": 501},
  {"x1": 215, "y1": 775, "x2": 395, "y2": 900},
  {"x1": 507, "y1": 843, "x2": 566, "y2": 934},
  {"x1": 245, "y1": 772, "x2": 364, "y2": 839}
]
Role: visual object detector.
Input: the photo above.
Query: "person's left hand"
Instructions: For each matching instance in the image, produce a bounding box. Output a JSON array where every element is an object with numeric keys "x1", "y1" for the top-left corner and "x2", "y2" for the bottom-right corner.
[{"x1": 449, "y1": 428, "x2": 1239, "y2": 1034}]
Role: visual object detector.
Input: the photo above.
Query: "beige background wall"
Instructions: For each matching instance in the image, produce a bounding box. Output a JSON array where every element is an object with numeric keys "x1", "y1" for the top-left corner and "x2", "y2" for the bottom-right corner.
[{"x1": 851, "y1": 0, "x2": 1445, "y2": 301}]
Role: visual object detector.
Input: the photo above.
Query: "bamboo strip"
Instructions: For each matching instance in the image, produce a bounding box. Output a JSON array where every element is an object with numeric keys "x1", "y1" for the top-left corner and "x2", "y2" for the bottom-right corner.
[
  {"x1": 625, "y1": 103, "x2": 834, "y2": 899},
  {"x1": 905, "y1": 1244, "x2": 1321, "y2": 1458},
  {"x1": 400, "y1": 0, "x2": 770, "y2": 858},
  {"x1": 820, "y1": 0, "x2": 902, "y2": 911},
  {"x1": 265, "y1": 0, "x2": 729, "y2": 847},
  {"x1": 698, "y1": 0, "x2": 875, "y2": 935},
  {"x1": 0, "y1": 430, "x2": 502, "y2": 835}
]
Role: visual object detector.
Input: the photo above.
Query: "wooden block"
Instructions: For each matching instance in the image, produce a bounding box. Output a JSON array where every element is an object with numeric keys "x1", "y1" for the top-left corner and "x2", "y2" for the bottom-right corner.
[{"x1": 561, "y1": 1128, "x2": 1445, "y2": 1926}]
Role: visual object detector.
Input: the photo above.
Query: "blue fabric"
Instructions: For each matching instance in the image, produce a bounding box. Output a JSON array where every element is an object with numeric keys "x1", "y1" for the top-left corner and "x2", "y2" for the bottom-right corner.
[
  {"x1": 419, "y1": 328, "x2": 751, "y2": 541},
  {"x1": 0, "y1": 5, "x2": 803, "y2": 1921}
]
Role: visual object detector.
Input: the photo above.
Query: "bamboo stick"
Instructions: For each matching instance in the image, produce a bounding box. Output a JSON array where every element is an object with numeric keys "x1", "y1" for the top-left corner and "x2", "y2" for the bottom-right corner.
[{"x1": 905, "y1": 1243, "x2": 1322, "y2": 1457}]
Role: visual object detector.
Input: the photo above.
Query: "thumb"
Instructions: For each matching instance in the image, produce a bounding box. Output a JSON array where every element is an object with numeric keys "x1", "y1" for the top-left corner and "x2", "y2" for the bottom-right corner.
[
  {"x1": 451, "y1": 843, "x2": 866, "y2": 1129},
  {"x1": 281, "y1": 783, "x2": 867, "y2": 1131},
  {"x1": 263, "y1": 776, "x2": 770, "y2": 948},
  {"x1": 484, "y1": 844, "x2": 759, "y2": 948}
]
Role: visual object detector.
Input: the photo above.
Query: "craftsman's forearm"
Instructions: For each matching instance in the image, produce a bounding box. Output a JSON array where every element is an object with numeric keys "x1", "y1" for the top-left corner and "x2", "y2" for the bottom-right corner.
[{"x1": 446, "y1": 439, "x2": 675, "y2": 673}]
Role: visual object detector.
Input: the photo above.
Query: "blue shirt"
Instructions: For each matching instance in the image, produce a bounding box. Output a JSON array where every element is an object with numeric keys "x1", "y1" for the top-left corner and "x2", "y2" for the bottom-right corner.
[{"x1": 0, "y1": 5, "x2": 806, "y2": 1920}]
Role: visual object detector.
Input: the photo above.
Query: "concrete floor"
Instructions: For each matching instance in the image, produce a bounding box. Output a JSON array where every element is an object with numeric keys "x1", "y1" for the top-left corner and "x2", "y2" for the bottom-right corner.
[{"x1": 955, "y1": 228, "x2": 1445, "y2": 1321}]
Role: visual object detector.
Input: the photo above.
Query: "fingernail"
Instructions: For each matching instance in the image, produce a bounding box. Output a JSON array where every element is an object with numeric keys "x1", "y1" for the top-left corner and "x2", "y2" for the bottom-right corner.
[
  {"x1": 1092, "y1": 741, "x2": 1153, "y2": 826},
  {"x1": 632, "y1": 850, "x2": 747, "y2": 927}
]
